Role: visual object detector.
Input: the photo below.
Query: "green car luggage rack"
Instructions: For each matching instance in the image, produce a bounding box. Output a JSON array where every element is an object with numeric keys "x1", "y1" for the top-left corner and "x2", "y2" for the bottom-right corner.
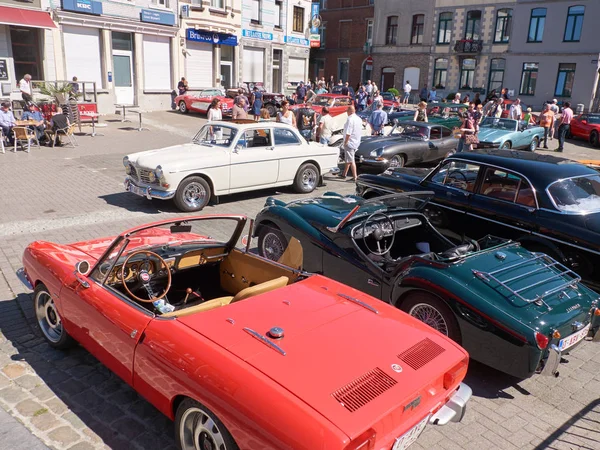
[{"x1": 472, "y1": 253, "x2": 581, "y2": 311}]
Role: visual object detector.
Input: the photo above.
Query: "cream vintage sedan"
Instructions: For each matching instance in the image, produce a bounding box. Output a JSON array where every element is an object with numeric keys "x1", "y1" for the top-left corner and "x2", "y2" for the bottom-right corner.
[{"x1": 123, "y1": 120, "x2": 339, "y2": 211}]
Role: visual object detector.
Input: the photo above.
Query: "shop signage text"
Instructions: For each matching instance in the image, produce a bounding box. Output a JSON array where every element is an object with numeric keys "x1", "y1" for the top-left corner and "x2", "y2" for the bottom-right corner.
[
  {"x1": 285, "y1": 36, "x2": 309, "y2": 46},
  {"x1": 140, "y1": 9, "x2": 176, "y2": 26},
  {"x1": 187, "y1": 29, "x2": 238, "y2": 46},
  {"x1": 62, "y1": 0, "x2": 103, "y2": 16},
  {"x1": 242, "y1": 29, "x2": 273, "y2": 41},
  {"x1": 309, "y1": 34, "x2": 320, "y2": 48}
]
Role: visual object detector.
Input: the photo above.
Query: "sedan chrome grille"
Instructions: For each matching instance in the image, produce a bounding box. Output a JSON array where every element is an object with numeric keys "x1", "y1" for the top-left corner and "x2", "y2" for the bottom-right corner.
[
  {"x1": 128, "y1": 164, "x2": 139, "y2": 182},
  {"x1": 138, "y1": 168, "x2": 158, "y2": 185},
  {"x1": 332, "y1": 367, "x2": 397, "y2": 412},
  {"x1": 398, "y1": 338, "x2": 446, "y2": 370}
]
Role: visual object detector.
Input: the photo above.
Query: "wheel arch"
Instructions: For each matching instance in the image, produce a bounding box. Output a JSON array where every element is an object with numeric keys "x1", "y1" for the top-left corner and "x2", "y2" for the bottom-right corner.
[
  {"x1": 178, "y1": 172, "x2": 217, "y2": 200},
  {"x1": 299, "y1": 159, "x2": 321, "y2": 174}
]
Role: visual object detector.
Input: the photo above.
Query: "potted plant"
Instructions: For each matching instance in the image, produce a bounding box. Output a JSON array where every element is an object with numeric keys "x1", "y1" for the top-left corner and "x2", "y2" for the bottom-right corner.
[{"x1": 38, "y1": 82, "x2": 77, "y2": 106}]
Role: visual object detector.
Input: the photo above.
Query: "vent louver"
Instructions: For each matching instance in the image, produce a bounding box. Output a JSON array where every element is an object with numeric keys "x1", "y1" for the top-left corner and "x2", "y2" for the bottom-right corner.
[
  {"x1": 398, "y1": 338, "x2": 446, "y2": 370},
  {"x1": 332, "y1": 368, "x2": 397, "y2": 413}
]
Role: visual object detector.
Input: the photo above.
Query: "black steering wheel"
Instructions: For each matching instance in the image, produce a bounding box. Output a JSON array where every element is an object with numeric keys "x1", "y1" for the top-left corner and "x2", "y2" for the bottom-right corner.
[
  {"x1": 448, "y1": 170, "x2": 468, "y2": 182},
  {"x1": 362, "y1": 212, "x2": 396, "y2": 256}
]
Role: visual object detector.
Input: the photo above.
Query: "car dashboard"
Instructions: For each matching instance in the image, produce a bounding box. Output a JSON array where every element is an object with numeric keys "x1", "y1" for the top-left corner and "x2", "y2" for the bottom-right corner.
[{"x1": 352, "y1": 216, "x2": 423, "y2": 239}]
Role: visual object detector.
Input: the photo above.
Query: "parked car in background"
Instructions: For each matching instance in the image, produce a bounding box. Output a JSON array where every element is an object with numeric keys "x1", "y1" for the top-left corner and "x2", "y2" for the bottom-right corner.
[
  {"x1": 475, "y1": 117, "x2": 545, "y2": 151},
  {"x1": 175, "y1": 88, "x2": 233, "y2": 115},
  {"x1": 331, "y1": 85, "x2": 356, "y2": 98},
  {"x1": 18, "y1": 215, "x2": 472, "y2": 450},
  {"x1": 291, "y1": 94, "x2": 353, "y2": 117},
  {"x1": 254, "y1": 192, "x2": 600, "y2": 378},
  {"x1": 357, "y1": 103, "x2": 409, "y2": 124},
  {"x1": 124, "y1": 121, "x2": 339, "y2": 211},
  {"x1": 227, "y1": 82, "x2": 286, "y2": 117},
  {"x1": 569, "y1": 113, "x2": 600, "y2": 147},
  {"x1": 355, "y1": 121, "x2": 458, "y2": 169},
  {"x1": 355, "y1": 150, "x2": 600, "y2": 291},
  {"x1": 381, "y1": 91, "x2": 400, "y2": 108}
]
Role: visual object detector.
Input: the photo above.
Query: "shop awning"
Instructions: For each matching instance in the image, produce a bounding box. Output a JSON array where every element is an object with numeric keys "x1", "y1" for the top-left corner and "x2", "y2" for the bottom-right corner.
[{"x1": 0, "y1": 6, "x2": 57, "y2": 29}]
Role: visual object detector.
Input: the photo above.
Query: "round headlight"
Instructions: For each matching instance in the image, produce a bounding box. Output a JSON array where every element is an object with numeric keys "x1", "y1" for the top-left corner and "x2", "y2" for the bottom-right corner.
[
  {"x1": 370, "y1": 148, "x2": 384, "y2": 157},
  {"x1": 148, "y1": 171, "x2": 156, "y2": 182},
  {"x1": 155, "y1": 165, "x2": 163, "y2": 179},
  {"x1": 123, "y1": 156, "x2": 129, "y2": 167},
  {"x1": 125, "y1": 165, "x2": 131, "y2": 175}
]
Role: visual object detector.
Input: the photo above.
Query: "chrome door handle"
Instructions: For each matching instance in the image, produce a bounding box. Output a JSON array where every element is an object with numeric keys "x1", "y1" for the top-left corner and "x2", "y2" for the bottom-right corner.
[
  {"x1": 130, "y1": 329, "x2": 138, "y2": 339},
  {"x1": 368, "y1": 279, "x2": 380, "y2": 287},
  {"x1": 73, "y1": 272, "x2": 90, "y2": 289}
]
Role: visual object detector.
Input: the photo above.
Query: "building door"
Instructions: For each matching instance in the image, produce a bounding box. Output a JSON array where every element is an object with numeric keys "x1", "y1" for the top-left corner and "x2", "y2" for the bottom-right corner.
[
  {"x1": 220, "y1": 45, "x2": 233, "y2": 89},
  {"x1": 112, "y1": 32, "x2": 134, "y2": 105},
  {"x1": 10, "y1": 27, "x2": 42, "y2": 81},
  {"x1": 381, "y1": 68, "x2": 395, "y2": 91},
  {"x1": 186, "y1": 41, "x2": 214, "y2": 87},
  {"x1": 272, "y1": 49, "x2": 282, "y2": 93}
]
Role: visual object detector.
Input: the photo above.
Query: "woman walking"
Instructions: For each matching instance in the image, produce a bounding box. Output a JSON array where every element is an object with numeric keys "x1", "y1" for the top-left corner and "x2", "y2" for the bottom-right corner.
[
  {"x1": 251, "y1": 86, "x2": 263, "y2": 122},
  {"x1": 413, "y1": 101, "x2": 428, "y2": 122},
  {"x1": 206, "y1": 98, "x2": 222, "y2": 141},
  {"x1": 276, "y1": 100, "x2": 296, "y2": 127},
  {"x1": 457, "y1": 111, "x2": 478, "y2": 152}
]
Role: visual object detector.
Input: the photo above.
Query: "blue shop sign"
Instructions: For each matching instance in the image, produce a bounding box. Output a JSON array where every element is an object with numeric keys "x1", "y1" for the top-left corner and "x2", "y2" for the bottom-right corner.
[
  {"x1": 140, "y1": 9, "x2": 176, "y2": 26},
  {"x1": 285, "y1": 36, "x2": 309, "y2": 46},
  {"x1": 186, "y1": 29, "x2": 238, "y2": 46},
  {"x1": 62, "y1": 0, "x2": 103, "y2": 15},
  {"x1": 242, "y1": 29, "x2": 273, "y2": 41}
]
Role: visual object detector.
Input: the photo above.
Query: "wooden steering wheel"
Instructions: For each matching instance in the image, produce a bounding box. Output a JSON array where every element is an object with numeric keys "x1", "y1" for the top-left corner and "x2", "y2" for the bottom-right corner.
[{"x1": 121, "y1": 250, "x2": 172, "y2": 303}]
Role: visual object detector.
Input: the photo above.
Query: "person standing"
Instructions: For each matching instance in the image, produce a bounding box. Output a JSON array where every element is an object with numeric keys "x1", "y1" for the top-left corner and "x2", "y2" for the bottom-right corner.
[
  {"x1": 509, "y1": 98, "x2": 522, "y2": 120},
  {"x1": 487, "y1": 98, "x2": 504, "y2": 118},
  {"x1": 419, "y1": 85, "x2": 429, "y2": 102},
  {"x1": 341, "y1": 105, "x2": 362, "y2": 181},
  {"x1": 341, "y1": 82, "x2": 350, "y2": 96},
  {"x1": 19, "y1": 74, "x2": 33, "y2": 105},
  {"x1": 296, "y1": 82, "x2": 307, "y2": 103},
  {"x1": 428, "y1": 87, "x2": 438, "y2": 102},
  {"x1": 276, "y1": 100, "x2": 296, "y2": 127},
  {"x1": 251, "y1": 86, "x2": 263, "y2": 122},
  {"x1": 403, "y1": 80, "x2": 412, "y2": 105},
  {"x1": 206, "y1": 98, "x2": 223, "y2": 140},
  {"x1": 315, "y1": 83, "x2": 328, "y2": 94},
  {"x1": 368, "y1": 102, "x2": 388, "y2": 135},
  {"x1": 473, "y1": 93, "x2": 482, "y2": 107},
  {"x1": 365, "y1": 80, "x2": 373, "y2": 99},
  {"x1": 0, "y1": 102, "x2": 16, "y2": 145},
  {"x1": 177, "y1": 77, "x2": 188, "y2": 96},
  {"x1": 70, "y1": 76, "x2": 80, "y2": 97},
  {"x1": 538, "y1": 103, "x2": 554, "y2": 150},
  {"x1": 305, "y1": 85, "x2": 316, "y2": 103},
  {"x1": 234, "y1": 88, "x2": 249, "y2": 112},
  {"x1": 452, "y1": 93, "x2": 461, "y2": 104},
  {"x1": 356, "y1": 86, "x2": 367, "y2": 111},
  {"x1": 318, "y1": 106, "x2": 334, "y2": 145},
  {"x1": 413, "y1": 101, "x2": 428, "y2": 122},
  {"x1": 372, "y1": 90, "x2": 383, "y2": 107},
  {"x1": 549, "y1": 99, "x2": 560, "y2": 140},
  {"x1": 457, "y1": 111, "x2": 477, "y2": 152},
  {"x1": 232, "y1": 98, "x2": 248, "y2": 119},
  {"x1": 327, "y1": 76, "x2": 335, "y2": 92},
  {"x1": 555, "y1": 101, "x2": 573, "y2": 153}
]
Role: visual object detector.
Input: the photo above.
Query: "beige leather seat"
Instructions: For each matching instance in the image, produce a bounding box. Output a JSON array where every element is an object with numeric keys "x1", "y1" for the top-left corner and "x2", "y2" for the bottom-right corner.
[{"x1": 162, "y1": 276, "x2": 289, "y2": 318}]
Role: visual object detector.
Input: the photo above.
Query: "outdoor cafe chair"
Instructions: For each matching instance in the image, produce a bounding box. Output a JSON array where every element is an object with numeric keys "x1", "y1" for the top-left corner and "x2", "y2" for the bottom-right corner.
[
  {"x1": 46, "y1": 123, "x2": 78, "y2": 148},
  {"x1": 13, "y1": 126, "x2": 39, "y2": 153}
]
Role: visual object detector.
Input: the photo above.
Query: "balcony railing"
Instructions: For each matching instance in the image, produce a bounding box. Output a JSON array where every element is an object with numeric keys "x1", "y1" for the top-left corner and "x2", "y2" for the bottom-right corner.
[{"x1": 454, "y1": 39, "x2": 483, "y2": 53}]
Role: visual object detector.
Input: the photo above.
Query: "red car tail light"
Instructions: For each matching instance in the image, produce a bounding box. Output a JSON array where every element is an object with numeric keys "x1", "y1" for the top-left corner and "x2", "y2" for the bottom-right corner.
[
  {"x1": 345, "y1": 429, "x2": 376, "y2": 450},
  {"x1": 535, "y1": 331, "x2": 549, "y2": 350},
  {"x1": 443, "y1": 357, "x2": 468, "y2": 390}
]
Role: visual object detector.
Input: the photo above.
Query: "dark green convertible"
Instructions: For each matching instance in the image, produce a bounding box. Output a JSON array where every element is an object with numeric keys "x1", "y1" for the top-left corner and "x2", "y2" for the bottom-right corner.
[{"x1": 254, "y1": 192, "x2": 600, "y2": 379}]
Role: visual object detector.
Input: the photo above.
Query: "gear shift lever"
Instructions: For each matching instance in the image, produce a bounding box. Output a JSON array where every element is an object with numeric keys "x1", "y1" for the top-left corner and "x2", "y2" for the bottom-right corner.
[{"x1": 183, "y1": 288, "x2": 202, "y2": 305}]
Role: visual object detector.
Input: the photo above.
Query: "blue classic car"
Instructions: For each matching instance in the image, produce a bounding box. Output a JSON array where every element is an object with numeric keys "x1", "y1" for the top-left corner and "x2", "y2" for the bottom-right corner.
[
  {"x1": 254, "y1": 192, "x2": 600, "y2": 379},
  {"x1": 475, "y1": 117, "x2": 545, "y2": 151},
  {"x1": 355, "y1": 150, "x2": 600, "y2": 291}
]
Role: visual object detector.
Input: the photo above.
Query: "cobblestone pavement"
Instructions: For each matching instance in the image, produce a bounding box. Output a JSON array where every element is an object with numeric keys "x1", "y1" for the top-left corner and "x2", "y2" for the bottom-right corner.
[{"x1": 0, "y1": 112, "x2": 599, "y2": 449}]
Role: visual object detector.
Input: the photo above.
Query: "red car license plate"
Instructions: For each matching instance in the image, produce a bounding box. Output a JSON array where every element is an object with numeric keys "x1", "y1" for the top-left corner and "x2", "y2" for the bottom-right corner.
[
  {"x1": 392, "y1": 414, "x2": 430, "y2": 450},
  {"x1": 558, "y1": 324, "x2": 590, "y2": 351}
]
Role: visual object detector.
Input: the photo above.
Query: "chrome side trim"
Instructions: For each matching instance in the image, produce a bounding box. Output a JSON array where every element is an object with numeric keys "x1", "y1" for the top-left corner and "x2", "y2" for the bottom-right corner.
[
  {"x1": 337, "y1": 293, "x2": 379, "y2": 314},
  {"x1": 243, "y1": 327, "x2": 286, "y2": 356},
  {"x1": 16, "y1": 268, "x2": 33, "y2": 291}
]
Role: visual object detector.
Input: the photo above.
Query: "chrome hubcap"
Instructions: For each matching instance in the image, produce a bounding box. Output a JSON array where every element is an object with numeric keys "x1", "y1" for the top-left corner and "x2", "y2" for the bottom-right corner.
[
  {"x1": 183, "y1": 182, "x2": 207, "y2": 208},
  {"x1": 530, "y1": 139, "x2": 537, "y2": 151},
  {"x1": 389, "y1": 156, "x2": 402, "y2": 168},
  {"x1": 180, "y1": 103, "x2": 186, "y2": 112},
  {"x1": 35, "y1": 291, "x2": 63, "y2": 343},
  {"x1": 301, "y1": 168, "x2": 317, "y2": 190},
  {"x1": 261, "y1": 232, "x2": 285, "y2": 261},
  {"x1": 409, "y1": 303, "x2": 448, "y2": 336},
  {"x1": 180, "y1": 407, "x2": 226, "y2": 450}
]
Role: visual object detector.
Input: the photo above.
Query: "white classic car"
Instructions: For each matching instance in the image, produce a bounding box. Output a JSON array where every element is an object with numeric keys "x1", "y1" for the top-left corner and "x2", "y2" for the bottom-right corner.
[{"x1": 123, "y1": 120, "x2": 339, "y2": 212}]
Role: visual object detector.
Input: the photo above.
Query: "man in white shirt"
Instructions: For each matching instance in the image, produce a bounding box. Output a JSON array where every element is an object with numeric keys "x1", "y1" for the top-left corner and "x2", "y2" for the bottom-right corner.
[
  {"x1": 341, "y1": 105, "x2": 362, "y2": 181},
  {"x1": 403, "y1": 80, "x2": 412, "y2": 105},
  {"x1": 509, "y1": 98, "x2": 522, "y2": 120},
  {"x1": 318, "y1": 106, "x2": 334, "y2": 145},
  {"x1": 19, "y1": 74, "x2": 33, "y2": 105},
  {"x1": 365, "y1": 80, "x2": 373, "y2": 98}
]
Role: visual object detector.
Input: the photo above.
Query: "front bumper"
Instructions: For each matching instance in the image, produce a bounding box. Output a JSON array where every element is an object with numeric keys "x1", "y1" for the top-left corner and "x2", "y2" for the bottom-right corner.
[
  {"x1": 356, "y1": 155, "x2": 389, "y2": 167},
  {"x1": 429, "y1": 383, "x2": 472, "y2": 425},
  {"x1": 124, "y1": 177, "x2": 175, "y2": 200},
  {"x1": 16, "y1": 268, "x2": 33, "y2": 291},
  {"x1": 474, "y1": 142, "x2": 500, "y2": 149}
]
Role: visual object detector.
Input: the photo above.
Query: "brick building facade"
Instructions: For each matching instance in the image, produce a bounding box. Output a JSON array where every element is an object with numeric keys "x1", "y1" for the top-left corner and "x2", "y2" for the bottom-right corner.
[{"x1": 309, "y1": 0, "x2": 374, "y2": 88}]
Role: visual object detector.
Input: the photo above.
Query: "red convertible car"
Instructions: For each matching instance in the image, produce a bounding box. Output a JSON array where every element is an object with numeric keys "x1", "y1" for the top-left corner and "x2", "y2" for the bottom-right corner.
[
  {"x1": 19, "y1": 215, "x2": 471, "y2": 450},
  {"x1": 175, "y1": 88, "x2": 233, "y2": 116},
  {"x1": 292, "y1": 94, "x2": 353, "y2": 117},
  {"x1": 570, "y1": 113, "x2": 600, "y2": 147}
]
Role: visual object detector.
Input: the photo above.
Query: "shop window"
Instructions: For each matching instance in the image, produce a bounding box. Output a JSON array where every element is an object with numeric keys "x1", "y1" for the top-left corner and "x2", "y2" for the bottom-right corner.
[
  {"x1": 386, "y1": 16, "x2": 398, "y2": 45},
  {"x1": 251, "y1": 0, "x2": 261, "y2": 24},
  {"x1": 437, "y1": 12, "x2": 452, "y2": 44},
  {"x1": 555, "y1": 63, "x2": 576, "y2": 97},
  {"x1": 460, "y1": 59, "x2": 476, "y2": 90},
  {"x1": 564, "y1": 6, "x2": 585, "y2": 42},
  {"x1": 274, "y1": 1, "x2": 283, "y2": 29},
  {"x1": 519, "y1": 62, "x2": 538, "y2": 95},
  {"x1": 9, "y1": 27, "x2": 42, "y2": 81},
  {"x1": 411, "y1": 14, "x2": 424, "y2": 45},
  {"x1": 527, "y1": 8, "x2": 546, "y2": 42},
  {"x1": 464, "y1": 11, "x2": 481, "y2": 40},
  {"x1": 494, "y1": 9, "x2": 512, "y2": 43},
  {"x1": 487, "y1": 58, "x2": 505, "y2": 93},
  {"x1": 293, "y1": 6, "x2": 304, "y2": 33},
  {"x1": 366, "y1": 19, "x2": 373, "y2": 46},
  {"x1": 112, "y1": 32, "x2": 132, "y2": 51},
  {"x1": 433, "y1": 58, "x2": 448, "y2": 89}
]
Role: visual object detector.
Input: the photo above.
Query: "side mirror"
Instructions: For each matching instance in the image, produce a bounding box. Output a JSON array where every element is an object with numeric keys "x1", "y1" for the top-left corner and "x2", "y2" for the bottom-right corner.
[{"x1": 75, "y1": 260, "x2": 90, "y2": 276}]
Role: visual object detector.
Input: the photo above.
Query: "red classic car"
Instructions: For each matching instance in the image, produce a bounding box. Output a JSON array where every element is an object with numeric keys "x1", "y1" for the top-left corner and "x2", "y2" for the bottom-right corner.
[
  {"x1": 292, "y1": 94, "x2": 353, "y2": 117},
  {"x1": 570, "y1": 113, "x2": 600, "y2": 147},
  {"x1": 175, "y1": 88, "x2": 233, "y2": 116},
  {"x1": 18, "y1": 215, "x2": 471, "y2": 450}
]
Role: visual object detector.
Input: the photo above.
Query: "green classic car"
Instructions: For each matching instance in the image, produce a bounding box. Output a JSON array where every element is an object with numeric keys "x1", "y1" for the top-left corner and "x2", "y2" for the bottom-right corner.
[
  {"x1": 254, "y1": 192, "x2": 600, "y2": 379},
  {"x1": 393, "y1": 104, "x2": 467, "y2": 130}
]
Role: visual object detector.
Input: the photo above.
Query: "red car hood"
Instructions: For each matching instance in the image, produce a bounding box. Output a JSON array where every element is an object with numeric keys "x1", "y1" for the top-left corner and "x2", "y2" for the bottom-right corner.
[{"x1": 179, "y1": 276, "x2": 467, "y2": 438}]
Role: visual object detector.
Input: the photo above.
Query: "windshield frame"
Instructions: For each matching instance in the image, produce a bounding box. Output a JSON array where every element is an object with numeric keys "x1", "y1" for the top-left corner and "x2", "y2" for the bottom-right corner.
[
  {"x1": 192, "y1": 124, "x2": 237, "y2": 147},
  {"x1": 310, "y1": 95, "x2": 334, "y2": 107},
  {"x1": 480, "y1": 117, "x2": 518, "y2": 132},
  {"x1": 545, "y1": 174, "x2": 600, "y2": 215}
]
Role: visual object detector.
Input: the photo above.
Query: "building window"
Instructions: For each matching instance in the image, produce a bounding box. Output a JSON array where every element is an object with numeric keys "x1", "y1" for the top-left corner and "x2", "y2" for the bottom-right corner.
[
  {"x1": 338, "y1": 59, "x2": 349, "y2": 83},
  {"x1": 293, "y1": 6, "x2": 304, "y2": 33},
  {"x1": 527, "y1": 8, "x2": 546, "y2": 42},
  {"x1": 433, "y1": 58, "x2": 448, "y2": 89},
  {"x1": 210, "y1": 0, "x2": 223, "y2": 8},
  {"x1": 319, "y1": 23, "x2": 326, "y2": 49},
  {"x1": 366, "y1": 19, "x2": 373, "y2": 46},
  {"x1": 274, "y1": 1, "x2": 282, "y2": 29},
  {"x1": 460, "y1": 58, "x2": 476, "y2": 90},
  {"x1": 386, "y1": 16, "x2": 398, "y2": 45},
  {"x1": 437, "y1": 12, "x2": 452, "y2": 44},
  {"x1": 464, "y1": 10, "x2": 481, "y2": 40},
  {"x1": 320, "y1": 0, "x2": 326, "y2": 10},
  {"x1": 487, "y1": 58, "x2": 505, "y2": 93},
  {"x1": 339, "y1": 21, "x2": 351, "y2": 49},
  {"x1": 494, "y1": 9, "x2": 512, "y2": 43},
  {"x1": 154, "y1": 0, "x2": 168, "y2": 7},
  {"x1": 251, "y1": 0, "x2": 261, "y2": 24},
  {"x1": 564, "y1": 6, "x2": 585, "y2": 42},
  {"x1": 555, "y1": 63, "x2": 576, "y2": 97},
  {"x1": 520, "y1": 63, "x2": 538, "y2": 95},
  {"x1": 411, "y1": 14, "x2": 425, "y2": 45}
]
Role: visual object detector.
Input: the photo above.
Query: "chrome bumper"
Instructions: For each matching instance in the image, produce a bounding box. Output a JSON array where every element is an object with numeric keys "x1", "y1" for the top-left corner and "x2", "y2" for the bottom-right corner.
[
  {"x1": 124, "y1": 178, "x2": 175, "y2": 200},
  {"x1": 16, "y1": 268, "x2": 33, "y2": 291},
  {"x1": 356, "y1": 156, "x2": 388, "y2": 166},
  {"x1": 540, "y1": 344, "x2": 561, "y2": 377},
  {"x1": 429, "y1": 383, "x2": 472, "y2": 425}
]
